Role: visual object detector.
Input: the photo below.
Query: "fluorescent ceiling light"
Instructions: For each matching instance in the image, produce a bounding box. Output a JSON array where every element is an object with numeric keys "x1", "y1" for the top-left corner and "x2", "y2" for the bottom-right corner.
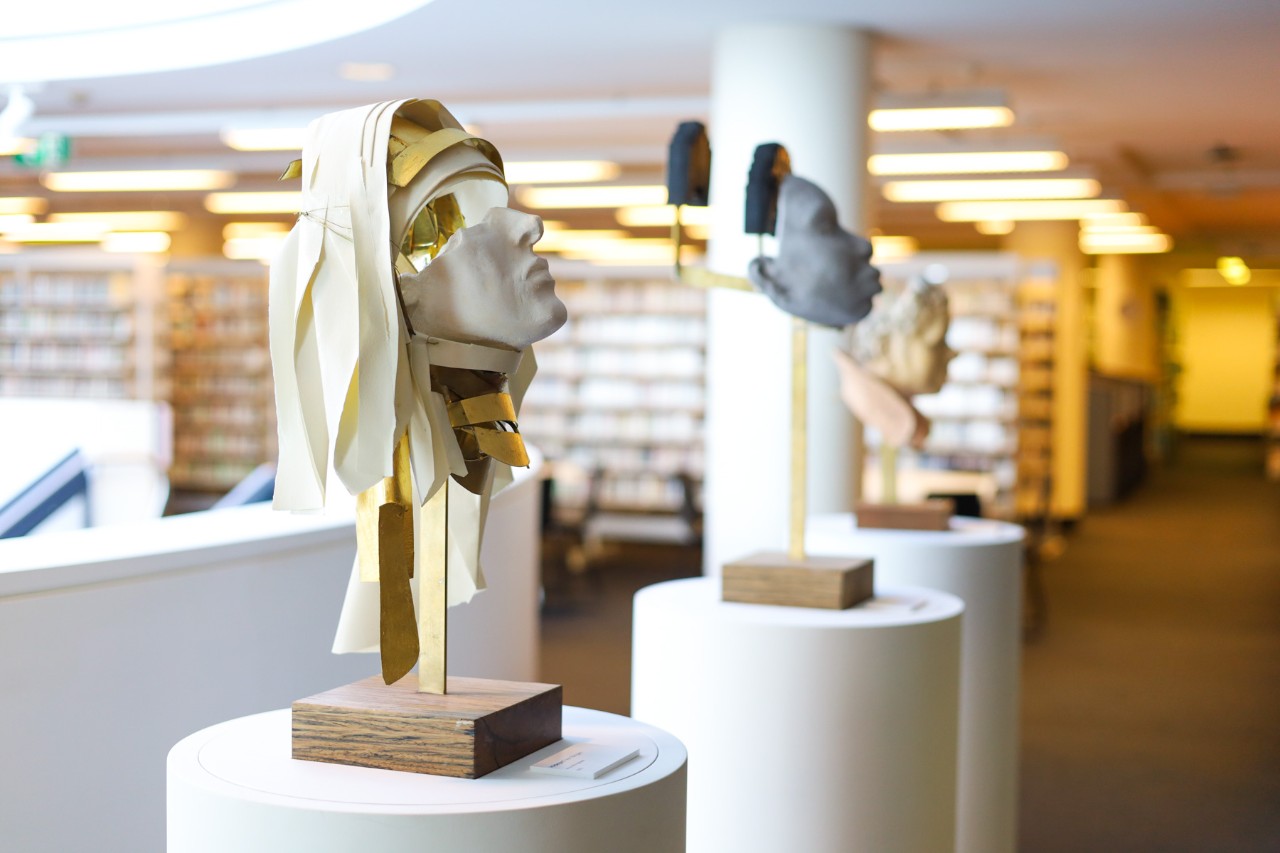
[
  {"x1": 0, "y1": 137, "x2": 35, "y2": 156},
  {"x1": 537, "y1": 229, "x2": 630, "y2": 252},
  {"x1": 616, "y1": 205, "x2": 713, "y2": 228},
  {"x1": 1079, "y1": 224, "x2": 1160, "y2": 235},
  {"x1": 685, "y1": 224, "x2": 711, "y2": 241},
  {"x1": 220, "y1": 127, "x2": 308, "y2": 151},
  {"x1": 223, "y1": 221, "x2": 292, "y2": 239},
  {"x1": 869, "y1": 150, "x2": 1068, "y2": 175},
  {"x1": 1, "y1": 2, "x2": 437, "y2": 83},
  {"x1": 870, "y1": 90, "x2": 1014, "y2": 132},
  {"x1": 339, "y1": 61, "x2": 396, "y2": 82},
  {"x1": 884, "y1": 177, "x2": 1100, "y2": 203},
  {"x1": 43, "y1": 170, "x2": 235, "y2": 192},
  {"x1": 47, "y1": 210, "x2": 187, "y2": 231},
  {"x1": 870, "y1": 235, "x2": 918, "y2": 262},
  {"x1": 558, "y1": 237, "x2": 691, "y2": 264},
  {"x1": 102, "y1": 231, "x2": 171, "y2": 254},
  {"x1": 0, "y1": 197, "x2": 48, "y2": 215},
  {"x1": 0, "y1": 214, "x2": 36, "y2": 230},
  {"x1": 1078, "y1": 232, "x2": 1173, "y2": 254},
  {"x1": 1081, "y1": 211, "x2": 1148, "y2": 227},
  {"x1": 1216, "y1": 256, "x2": 1251, "y2": 285},
  {"x1": 975, "y1": 220, "x2": 1015, "y2": 235},
  {"x1": 503, "y1": 160, "x2": 621, "y2": 185},
  {"x1": 224, "y1": 234, "x2": 289, "y2": 261},
  {"x1": 937, "y1": 199, "x2": 1128, "y2": 222},
  {"x1": 516, "y1": 185, "x2": 668, "y2": 209},
  {"x1": 205, "y1": 192, "x2": 301, "y2": 214},
  {"x1": 1, "y1": 222, "x2": 106, "y2": 242}
]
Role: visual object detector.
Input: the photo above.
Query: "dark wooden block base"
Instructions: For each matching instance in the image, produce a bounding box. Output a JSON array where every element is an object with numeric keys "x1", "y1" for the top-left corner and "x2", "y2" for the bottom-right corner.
[
  {"x1": 292, "y1": 675, "x2": 562, "y2": 779},
  {"x1": 855, "y1": 499, "x2": 954, "y2": 531},
  {"x1": 722, "y1": 551, "x2": 874, "y2": 610}
]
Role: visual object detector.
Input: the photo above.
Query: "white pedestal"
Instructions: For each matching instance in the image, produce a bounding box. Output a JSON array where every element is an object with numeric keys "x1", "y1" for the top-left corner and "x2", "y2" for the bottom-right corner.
[
  {"x1": 807, "y1": 513, "x2": 1025, "y2": 853},
  {"x1": 168, "y1": 706, "x2": 687, "y2": 853},
  {"x1": 632, "y1": 577, "x2": 963, "y2": 853}
]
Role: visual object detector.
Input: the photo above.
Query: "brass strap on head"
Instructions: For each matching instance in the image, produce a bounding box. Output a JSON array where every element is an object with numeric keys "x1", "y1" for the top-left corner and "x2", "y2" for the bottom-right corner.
[
  {"x1": 444, "y1": 390, "x2": 530, "y2": 468},
  {"x1": 446, "y1": 392, "x2": 517, "y2": 427}
]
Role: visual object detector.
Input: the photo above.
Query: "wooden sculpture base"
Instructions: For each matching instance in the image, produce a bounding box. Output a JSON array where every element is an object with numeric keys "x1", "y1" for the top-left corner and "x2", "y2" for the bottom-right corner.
[
  {"x1": 722, "y1": 551, "x2": 874, "y2": 610},
  {"x1": 292, "y1": 674, "x2": 562, "y2": 779},
  {"x1": 855, "y1": 499, "x2": 954, "y2": 532}
]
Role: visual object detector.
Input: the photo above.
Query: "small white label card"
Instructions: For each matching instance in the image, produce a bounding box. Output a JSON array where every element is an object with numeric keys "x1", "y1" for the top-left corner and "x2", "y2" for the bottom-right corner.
[{"x1": 530, "y1": 743, "x2": 641, "y2": 779}]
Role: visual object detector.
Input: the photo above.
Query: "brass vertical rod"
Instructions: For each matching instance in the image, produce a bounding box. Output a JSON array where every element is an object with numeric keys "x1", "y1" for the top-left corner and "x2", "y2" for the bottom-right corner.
[
  {"x1": 671, "y1": 205, "x2": 684, "y2": 277},
  {"x1": 789, "y1": 317, "x2": 807, "y2": 561},
  {"x1": 880, "y1": 442, "x2": 898, "y2": 505},
  {"x1": 417, "y1": 482, "x2": 448, "y2": 694}
]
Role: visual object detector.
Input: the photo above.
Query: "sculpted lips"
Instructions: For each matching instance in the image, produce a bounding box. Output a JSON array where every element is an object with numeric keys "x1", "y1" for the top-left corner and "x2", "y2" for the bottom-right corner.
[{"x1": 526, "y1": 255, "x2": 552, "y2": 283}]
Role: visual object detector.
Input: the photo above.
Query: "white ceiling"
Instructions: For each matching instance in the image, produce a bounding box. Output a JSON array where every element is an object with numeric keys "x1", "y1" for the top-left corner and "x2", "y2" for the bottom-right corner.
[{"x1": 4, "y1": 0, "x2": 1280, "y2": 256}]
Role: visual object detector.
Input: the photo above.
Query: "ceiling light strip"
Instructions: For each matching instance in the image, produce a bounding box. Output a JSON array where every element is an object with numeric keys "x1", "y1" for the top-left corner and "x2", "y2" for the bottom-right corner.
[{"x1": 884, "y1": 177, "x2": 1100, "y2": 203}]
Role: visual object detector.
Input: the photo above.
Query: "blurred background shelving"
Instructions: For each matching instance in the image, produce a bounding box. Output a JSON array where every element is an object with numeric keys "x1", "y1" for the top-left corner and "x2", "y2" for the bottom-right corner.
[{"x1": 520, "y1": 278, "x2": 706, "y2": 526}]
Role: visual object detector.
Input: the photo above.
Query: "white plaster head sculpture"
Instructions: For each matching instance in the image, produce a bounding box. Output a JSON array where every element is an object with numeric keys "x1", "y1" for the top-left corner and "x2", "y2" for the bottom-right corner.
[
  {"x1": 833, "y1": 270, "x2": 956, "y2": 451},
  {"x1": 747, "y1": 175, "x2": 882, "y2": 327},
  {"x1": 268, "y1": 99, "x2": 565, "y2": 679},
  {"x1": 848, "y1": 271, "x2": 956, "y2": 397}
]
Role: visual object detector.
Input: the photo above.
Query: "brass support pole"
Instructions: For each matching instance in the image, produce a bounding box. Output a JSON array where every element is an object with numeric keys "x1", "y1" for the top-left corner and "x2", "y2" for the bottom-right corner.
[
  {"x1": 417, "y1": 482, "x2": 448, "y2": 694},
  {"x1": 789, "y1": 317, "x2": 807, "y2": 561}
]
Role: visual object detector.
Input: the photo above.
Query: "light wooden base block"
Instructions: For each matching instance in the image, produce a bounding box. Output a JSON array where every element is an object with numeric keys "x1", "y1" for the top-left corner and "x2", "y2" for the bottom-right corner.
[
  {"x1": 292, "y1": 675, "x2": 562, "y2": 779},
  {"x1": 722, "y1": 551, "x2": 874, "y2": 610},
  {"x1": 855, "y1": 499, "x2": 954, "y2": 532}
]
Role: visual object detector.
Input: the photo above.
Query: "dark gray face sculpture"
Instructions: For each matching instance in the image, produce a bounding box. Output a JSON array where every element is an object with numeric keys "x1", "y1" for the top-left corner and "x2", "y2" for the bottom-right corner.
[{"x1": 748, "y1": 175, "x2": 882, "y2": 327}]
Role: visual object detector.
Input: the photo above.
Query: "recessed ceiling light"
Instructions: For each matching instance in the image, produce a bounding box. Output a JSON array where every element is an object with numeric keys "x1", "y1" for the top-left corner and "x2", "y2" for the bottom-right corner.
[
  {"x1": 1078, "y1": 232, "x2": 1173, "y2": 254},
  {"x1": 0, "y1": 137, "x2": 35, "y2": 157},
  {"x1": 0, "y1": 221, "x2": 106, "y2": 242},
  {"x1": 883, "y1": 177, "x2": 1100, "y2": 203},
  {"x1": 43, "y1": 170, "x2": 235, "y2": 192},
  {"x1": 616, "y1": 205, "x2": 713, "y2": 228},
  {"x1": 224, "y1": 234, "x2": 290, "y2": 261},
  {"x1": 221, "y1": 127, "x2": 308, "y2": 151},
  {"x1": 339, "y1": 61, "x2": 396, "y2": 82},
  {"x1": 47, "y1": 210, "x2": 187, "y2": 231},
  {"x1": 205, "y1": 192, "x2": 301, "y2": 214},
  {"x1": 870, "y1": 235, "x2": 919, "y2": 262},
  {"x1": 936, "y1": 199, "x2": 1128, "y2": 222},
  {"x1": 0, "y1": 197, "x2": 48, "y2": 215},
  {"x1": 102, "y1": 231, "x2": 171, "y2": 253},
  {"x1": 975, "y1": 220, "x2": 1015, "y2": 235},
  {"x1": 869, "y1": 150, "x2": 1068, "y2": 176},
  {"x1": 1216, "y1": 256, "x2": 1251, "y2": 285},
  {"x1": 517, "y1": 185, "x2": 669, "y2": 209},
  {"x1": 223, "y1": 221, "x2": 292, "y2": 240},
  {"x1": 503, "y1": 161, "x2": 621, "y2": 184},
  {"x1": 870, "y1": 90, "x2": 1015, "y2": 132}
]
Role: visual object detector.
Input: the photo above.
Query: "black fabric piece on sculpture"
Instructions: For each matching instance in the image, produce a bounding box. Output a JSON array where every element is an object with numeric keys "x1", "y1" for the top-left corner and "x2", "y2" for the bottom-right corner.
[
  {"x1": 744, "y1": 142, "x2": 787, "y2": 235},
  {"x1": 666, "y1": 121, "x2": 711, "y2": 207}
]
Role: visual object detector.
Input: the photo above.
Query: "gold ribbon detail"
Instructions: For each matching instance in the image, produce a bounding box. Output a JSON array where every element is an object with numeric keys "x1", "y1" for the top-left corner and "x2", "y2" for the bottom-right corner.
[{"x1": 446, "y1": 392, "x2": 517, "y2": 428}]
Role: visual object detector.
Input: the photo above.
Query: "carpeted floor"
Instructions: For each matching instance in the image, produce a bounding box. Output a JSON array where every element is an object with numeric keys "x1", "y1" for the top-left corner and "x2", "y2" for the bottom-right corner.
[{"x1": 538, "y1": 436, "x2": 1280, "y2": 851}]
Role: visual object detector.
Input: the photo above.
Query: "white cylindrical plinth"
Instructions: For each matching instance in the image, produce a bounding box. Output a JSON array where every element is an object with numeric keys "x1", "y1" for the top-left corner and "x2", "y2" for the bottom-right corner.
[
  {"x1": 807, "y1": 513, "x2": 1025, "y2": 853},
  {"x1": 632, "y1": 577, "x2": 962, "y2": 853},
  {"x1": 168, "y1": 706, "x2": 686, "y2": 853}
]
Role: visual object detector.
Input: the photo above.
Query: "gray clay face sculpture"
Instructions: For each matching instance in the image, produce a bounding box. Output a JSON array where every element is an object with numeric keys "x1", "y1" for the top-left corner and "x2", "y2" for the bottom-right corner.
[{"x1": 747, "y1": 175, "x2": 882, "y2": 327}]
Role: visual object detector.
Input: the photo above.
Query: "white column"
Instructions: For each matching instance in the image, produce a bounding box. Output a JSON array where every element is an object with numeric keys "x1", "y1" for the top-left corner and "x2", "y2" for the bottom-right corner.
[{"x1": 703, "y1": 24, "x2": 872, "y2": 574}]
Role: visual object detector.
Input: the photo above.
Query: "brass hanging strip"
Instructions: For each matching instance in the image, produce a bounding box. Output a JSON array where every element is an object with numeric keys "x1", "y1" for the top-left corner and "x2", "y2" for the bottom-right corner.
[{"x1": 417, "y1": 479, "x2": 449, "y2": 694}]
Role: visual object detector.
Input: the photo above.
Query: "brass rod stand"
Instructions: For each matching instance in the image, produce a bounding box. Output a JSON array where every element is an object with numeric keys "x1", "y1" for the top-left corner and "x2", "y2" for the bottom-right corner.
[{"x1": 418, "y1": 482, "x2": 448, "y2": 694}]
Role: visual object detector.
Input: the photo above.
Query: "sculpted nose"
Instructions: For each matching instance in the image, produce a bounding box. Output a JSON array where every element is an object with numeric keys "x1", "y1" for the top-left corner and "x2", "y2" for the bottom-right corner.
[{"x1": 519, "y1": 211, "x2": 545, "y2": 246}]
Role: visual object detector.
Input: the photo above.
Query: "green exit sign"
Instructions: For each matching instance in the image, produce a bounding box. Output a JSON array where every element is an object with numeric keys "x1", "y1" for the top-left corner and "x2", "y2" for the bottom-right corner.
[{"x1": 14, "y1": 133, "x2": 70, "y2": 169}]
